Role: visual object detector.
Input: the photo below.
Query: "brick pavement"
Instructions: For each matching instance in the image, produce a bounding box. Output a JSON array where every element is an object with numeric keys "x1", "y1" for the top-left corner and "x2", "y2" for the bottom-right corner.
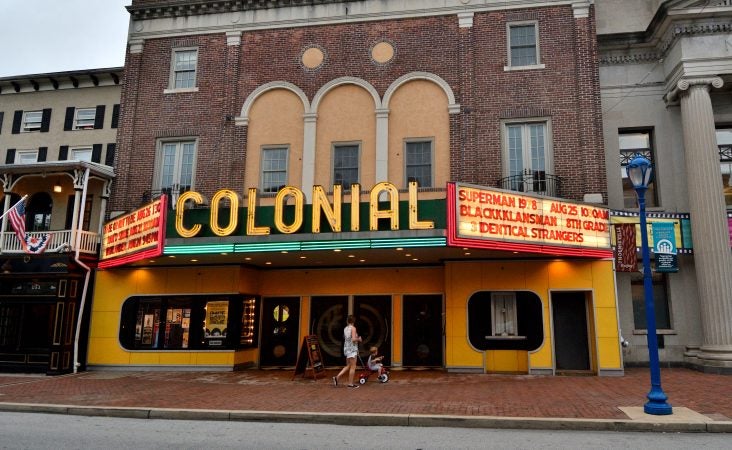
[{"x1": 0, "y1": 368, "x2": 730, "y2": 421}]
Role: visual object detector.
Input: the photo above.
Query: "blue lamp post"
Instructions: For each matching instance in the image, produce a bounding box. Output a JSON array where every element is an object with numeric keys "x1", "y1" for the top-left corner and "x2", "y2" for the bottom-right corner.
[{"x1": 627, "y1": 154, "x2": 672, "y2": 416}]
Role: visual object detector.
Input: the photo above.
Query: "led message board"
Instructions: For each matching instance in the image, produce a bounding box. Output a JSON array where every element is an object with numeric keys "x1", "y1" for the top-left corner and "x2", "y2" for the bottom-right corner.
[
  {"x1": 99, "y1": 195, "x2": 168, "y2": 268},
  {"x1": 447, "y1": 183, "x2": 612, "y2": 258}
]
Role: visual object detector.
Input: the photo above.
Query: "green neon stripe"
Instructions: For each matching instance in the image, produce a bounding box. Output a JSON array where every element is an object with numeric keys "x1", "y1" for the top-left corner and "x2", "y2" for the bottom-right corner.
[
  {"x1": 165, "y1": 244, "x2": 235, "y2": 254},
  {"x1": 370, "y1": 238, "x2": 446, "y2": 248},
  {"x1": 233, "y1": 242, "x2": 301, "y2": 253},
  {"x1": 301, "y1": 240, "x2": 371, "y2": 250}
]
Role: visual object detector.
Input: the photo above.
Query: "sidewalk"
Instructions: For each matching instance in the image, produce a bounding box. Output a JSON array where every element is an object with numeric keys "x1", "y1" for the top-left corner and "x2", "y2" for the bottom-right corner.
[{"x1": 0, "y1": 367, "x2": 730, "y2": 432}]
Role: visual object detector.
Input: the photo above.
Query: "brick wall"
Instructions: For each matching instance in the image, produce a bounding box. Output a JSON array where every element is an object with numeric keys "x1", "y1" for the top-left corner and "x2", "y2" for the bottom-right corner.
[{"x1": 112, "y1": 5, "x2": 606, "y2": 212}]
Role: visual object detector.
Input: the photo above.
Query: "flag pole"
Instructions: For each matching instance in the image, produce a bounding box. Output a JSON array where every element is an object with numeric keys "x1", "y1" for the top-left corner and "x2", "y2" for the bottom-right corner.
[{"x1": 0, "y1": 195, "x2": 28, "y2": 221}]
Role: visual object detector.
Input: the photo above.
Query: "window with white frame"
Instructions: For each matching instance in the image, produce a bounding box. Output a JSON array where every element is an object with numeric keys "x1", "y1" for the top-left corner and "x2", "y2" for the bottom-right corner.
[
  {"x1": 261, "y1": 147, "x2": 288, "y2": 193},
  {"x1": 490, "y1": 292, "x2": 518, "y2": 337},
  {"x1": 71, "y1": 147, "x2": 93, "y2": 162},
  {"x1": 619, "y1": 130, "x2": 658, "y2": 208},
  {"x1": 405, "y1": 140, "x2": 433, "y2": 188},
  {"x1": 74, "y1": 108, "x2": 96, "y2": 130},
  {"x1": 171, "y1": 49, "x2": 198, "y2": 90},
  {"x1": 156, "y1": 140, "x2": 196, "y2": 196},
  {"x1": 17, "y1": 150, "x2": 38, "y2": 164},
  {"x1": 503, "y1": 120, "x2": 552, "y2": 194},
  {"x1": 333, "y1": 143, "x2": 360, "y2": 189},
  {"x1": 716, "y1": 127, "x2": 732, "y2": 210},
  {"x1": 22, "y1": 111, "x2": 43, "y2": 132},
  {"x1": 507, "y1": 22, "x2": 540, "y2": 68}
]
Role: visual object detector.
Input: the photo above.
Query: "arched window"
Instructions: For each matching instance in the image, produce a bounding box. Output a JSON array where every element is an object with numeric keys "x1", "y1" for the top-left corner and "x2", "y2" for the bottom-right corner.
[{"x1": 26, "y1": 192, "x2": 52, "y2": 231}]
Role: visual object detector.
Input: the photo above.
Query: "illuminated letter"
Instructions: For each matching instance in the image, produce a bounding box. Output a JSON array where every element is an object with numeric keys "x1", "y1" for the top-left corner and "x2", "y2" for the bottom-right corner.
[
  {"x1": 312, "y1": 185, "x2": 341, "y2": 233},
  {"x1": 175, "y1": 191, "x2": 204, "y2": 238},
  {"x1": 350, "y1": 183, "x2": 361, "y2": 232},
  {"x1": 408, "y1": 181, "x2": 434, "y2": 230},
  {"x1": 370, "y1": 181, "x2": 399, "y2": 231},
  {"x1": 246, "y1": 188, "x2": 270, "y2": 236},
  {"x1": 274, "y1": 186, "x2": 304, "y2": 234},
  {"x1": 210, "y1": 189, "x2": 239, "y2": 236}
]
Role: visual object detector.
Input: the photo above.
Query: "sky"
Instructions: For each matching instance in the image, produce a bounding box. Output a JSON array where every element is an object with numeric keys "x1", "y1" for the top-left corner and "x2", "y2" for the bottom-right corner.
[{"x1": 0, "y1": 0, "x2": 130, "y2": 77}]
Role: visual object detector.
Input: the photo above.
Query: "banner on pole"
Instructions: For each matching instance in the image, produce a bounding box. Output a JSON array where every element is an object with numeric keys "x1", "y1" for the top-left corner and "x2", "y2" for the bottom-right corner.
[
  {"x1": 614, "y1": 223, "x2": 637, "y2": 272},
  {"x1": 653, "y1": 221, "x2": 678, "y2": 273}
]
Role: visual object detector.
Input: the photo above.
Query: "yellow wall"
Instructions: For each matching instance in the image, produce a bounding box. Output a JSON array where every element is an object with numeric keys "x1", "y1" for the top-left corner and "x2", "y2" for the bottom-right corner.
[
  {"x1": 444, "y1": 259, "x2": 621, "y2": 374},
  {"x1": 244, "y1": 89, "x2": 305, "y2": 196},
  {"x1": 314, "y1": 85, "x2": 377, "y2": 189},
  {"x1": 88, "y1": 265, "x2": 443, "y2": 368},
  {"x1": 89, "y1": 260, "x2": 620, "y2": 373},
  {"x1": 388, "y1": 80, "x2": 450, "y2": 188}
]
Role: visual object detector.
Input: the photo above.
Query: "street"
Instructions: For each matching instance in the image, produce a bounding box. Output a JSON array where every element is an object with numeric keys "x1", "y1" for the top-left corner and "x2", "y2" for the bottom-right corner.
[{"x1": 0, "y1": 412, "x2": 729, "y2": 450}]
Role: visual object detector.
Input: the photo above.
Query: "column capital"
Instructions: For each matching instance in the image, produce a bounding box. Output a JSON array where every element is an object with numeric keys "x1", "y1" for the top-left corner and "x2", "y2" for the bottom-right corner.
[
  {"x1": 677, "y1": 76, "x2": 724, "y2": 92},
  {"x1": 665, "y1": 76, "x2": 723, "y2": 104}
]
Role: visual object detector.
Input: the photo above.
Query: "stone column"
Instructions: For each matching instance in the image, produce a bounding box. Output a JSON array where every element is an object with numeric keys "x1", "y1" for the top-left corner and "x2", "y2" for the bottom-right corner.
[
  {"x1": 677, "y1": 76, "x2": 732, "y2": 369},
  {"x1": 301, "y1": 113, "x2": 318, "y2": 202}
]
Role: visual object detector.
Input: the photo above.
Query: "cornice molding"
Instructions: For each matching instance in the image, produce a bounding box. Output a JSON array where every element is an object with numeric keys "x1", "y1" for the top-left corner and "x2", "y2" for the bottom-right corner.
[
  {"x1": 127, "y1": 0, "x2": 357, "y2": 21},
  {"x1": 600, "y1": 20, "x2": 731, "y2": 66}
]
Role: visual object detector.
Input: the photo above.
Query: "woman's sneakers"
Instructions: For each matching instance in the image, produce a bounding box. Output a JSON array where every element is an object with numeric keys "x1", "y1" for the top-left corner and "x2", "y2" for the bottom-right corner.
[
  {"x1": 347, "y1": 384, "x2": 359, "y2": 389},
  {"x1": 332, "y1": 376, "x2": 338, "y2": 387}
]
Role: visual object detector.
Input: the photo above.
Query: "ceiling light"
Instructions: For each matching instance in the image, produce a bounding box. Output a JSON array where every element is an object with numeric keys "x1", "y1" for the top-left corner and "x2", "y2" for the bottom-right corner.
[{"x1": 53, "y1": 181, "x2": 62, "y2": 193}]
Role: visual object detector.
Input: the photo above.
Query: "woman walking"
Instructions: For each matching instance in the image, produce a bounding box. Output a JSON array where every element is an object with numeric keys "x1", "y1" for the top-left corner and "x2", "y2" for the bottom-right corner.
[{"x1": 333, "y1": 315, "x2": 362, "y2": 388}]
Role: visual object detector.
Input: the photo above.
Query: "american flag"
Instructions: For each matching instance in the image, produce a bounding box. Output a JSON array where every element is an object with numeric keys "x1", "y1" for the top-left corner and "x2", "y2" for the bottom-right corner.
[{"x1": 8, "y1": 199, "x2": 27, "y2": 242}]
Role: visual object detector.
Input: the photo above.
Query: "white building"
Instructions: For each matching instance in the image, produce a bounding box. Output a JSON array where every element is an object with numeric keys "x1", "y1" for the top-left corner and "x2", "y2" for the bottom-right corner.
[{"x1": 597, "y1": 0, "x2": 732, "y2": 372}]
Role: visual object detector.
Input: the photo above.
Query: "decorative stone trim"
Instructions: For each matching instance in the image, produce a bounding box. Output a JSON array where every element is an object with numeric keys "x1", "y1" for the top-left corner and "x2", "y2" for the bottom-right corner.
[
  {"x1": 457, "y1": 12, "x2": 474, "y2": 28},
  {"x1": 599, "y1": 53, "x2": 661, "y2": 65},
  {"x1": 171, "y1": 38, "x2": 199, "y2": 48},
  {"x1": 129, "y1": 39, "x2": 144, "y2": 54},
  {"x1": 239, "y1": 81, "x2": 310, "y2": 121},
  {"x1": 128, "y1": 0, "x2": 352, "y2": 20},
  {"x1": 601, "y1": 21, "x2": 732, "y2": 66},
  {"x1": 226, "y1": 31, "x2": 241, "y2": 46},
  {"x1": 571, "y1": 1, "x2": 591, "y2": 18},
  {"x1": 310, "y1": 76, "x2": 382, "y2": 114},
  {"x1": 382, "y1": 71, "x2": 459, "y2": 115}
]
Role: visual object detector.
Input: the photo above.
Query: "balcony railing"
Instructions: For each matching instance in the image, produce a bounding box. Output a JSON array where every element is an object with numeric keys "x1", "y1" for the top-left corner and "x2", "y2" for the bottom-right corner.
[
  {"x1": 1, "y1": 230, "x2": 100, "y2": 255},
  {"x1": 497, "y1": 170, "x2": 562, "y2": 198}
]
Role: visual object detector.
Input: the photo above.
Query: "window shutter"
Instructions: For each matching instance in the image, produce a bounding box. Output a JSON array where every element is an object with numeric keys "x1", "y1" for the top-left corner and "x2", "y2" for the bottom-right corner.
[
  {"x1": 105, "y1": 143, "x2": 116, "y2": 166},
  {"x1": 40, "y1": 108, "x2": 52, "y2": 132},
  {"x1": 59, "y1": 145, "x2": 69, "y2": 161},
  {"x1": 111, "y1": 104, "x2": 120, "y2": 129},
  {"x1": 6, "y1": 149, "x2": 16, "y2": 164},
  {"x1": 38, "y1": 147, "x2": 48, "y2": 162},
  {"x1": 94, "y1": 105, "x2": 106, "y2": 129},
  {"x1": 92, "y1": 144, "x2": 103, "y2": 163},
  {"x1": 64, "y1": 107, "x2": 75, "y2": 131},
  {"x1": 0, "y1": 111, "x2": 4, "y2": 134},
  {"x1": 12, "y1": 110, "x2": 22, "y2": 134}
]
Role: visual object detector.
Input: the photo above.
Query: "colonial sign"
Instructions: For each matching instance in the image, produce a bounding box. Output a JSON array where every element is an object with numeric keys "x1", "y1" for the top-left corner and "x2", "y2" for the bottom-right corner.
[
  {"x1": 175, "y1": 181, "x2": 434, "y2": 238},
  {"x1": 99, "y1": 195, "x2": 168, "y2": 269},
  {"x1": 447, "y1": 182, "x2": 612, "y2": 258}
]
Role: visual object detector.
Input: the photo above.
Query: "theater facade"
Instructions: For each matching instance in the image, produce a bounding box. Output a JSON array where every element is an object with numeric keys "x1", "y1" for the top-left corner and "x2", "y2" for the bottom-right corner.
[{"x1": 89, "y1": 0, "x2": 622, "y2": 375}]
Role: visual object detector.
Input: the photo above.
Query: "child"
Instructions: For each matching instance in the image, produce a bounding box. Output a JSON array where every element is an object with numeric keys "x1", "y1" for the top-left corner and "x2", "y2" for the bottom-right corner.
[{"x1": 367, "y1": 345, "x2": 386, "y2": 377}]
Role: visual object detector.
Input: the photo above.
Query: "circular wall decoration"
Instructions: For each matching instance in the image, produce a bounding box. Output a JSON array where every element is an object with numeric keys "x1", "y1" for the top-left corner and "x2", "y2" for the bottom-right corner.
[
  {"x1": 301, "y1": 46, "x2": 325, "y2": 70},
  {"x1": 371, "y1": 41, "x2": 395, "y2": 65}
]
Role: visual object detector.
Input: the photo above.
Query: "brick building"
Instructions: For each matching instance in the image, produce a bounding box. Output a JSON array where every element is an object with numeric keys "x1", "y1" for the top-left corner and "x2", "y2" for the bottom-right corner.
[{"x1": 91, "y1": 0, "x2": 623, "y2": 375}]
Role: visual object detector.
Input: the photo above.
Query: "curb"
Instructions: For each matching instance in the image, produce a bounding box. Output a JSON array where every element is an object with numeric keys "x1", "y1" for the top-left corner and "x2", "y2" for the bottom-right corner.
[{"x1": 1, "y1": 402, "x2": 730, "y2": 433}]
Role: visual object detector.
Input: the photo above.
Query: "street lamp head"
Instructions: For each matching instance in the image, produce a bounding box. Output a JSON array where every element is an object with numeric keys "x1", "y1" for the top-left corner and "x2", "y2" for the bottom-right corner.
[{"x1": 627, "y1": 154, "x2": 653, "y2": 190}]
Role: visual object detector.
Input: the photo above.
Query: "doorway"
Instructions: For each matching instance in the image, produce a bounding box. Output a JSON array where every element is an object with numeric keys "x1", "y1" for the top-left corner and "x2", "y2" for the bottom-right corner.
[
  {"x1": 259, "y1": 297, "x2": 300, "y2": 367},
  {"x1": 402, "y1": 294, "x2": 443, "y2": 366},
  {"x1": 551, "y1": 291, "x2": 593, "y2": 373}
]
